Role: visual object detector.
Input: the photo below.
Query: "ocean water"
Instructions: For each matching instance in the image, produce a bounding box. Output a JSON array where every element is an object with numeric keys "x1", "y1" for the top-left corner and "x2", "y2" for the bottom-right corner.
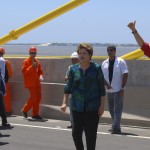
[{"x1": 3, "y1": 45, "x2": 139, "y2": 57}]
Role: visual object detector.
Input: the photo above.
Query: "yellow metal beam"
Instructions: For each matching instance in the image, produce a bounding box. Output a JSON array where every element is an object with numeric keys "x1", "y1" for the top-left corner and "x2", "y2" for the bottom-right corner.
[
  {"x1": 0, "y1": 0, "x2": 89, "y2": 45},
  {"x1": 120, "y1": 48, "x2": 144, "y2": 60}
]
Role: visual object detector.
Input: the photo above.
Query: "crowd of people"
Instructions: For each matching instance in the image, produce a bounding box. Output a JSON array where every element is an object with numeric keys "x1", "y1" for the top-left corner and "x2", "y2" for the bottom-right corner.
[{"x1": 0, "y1": 20, "x2": 149, "y2": 149}]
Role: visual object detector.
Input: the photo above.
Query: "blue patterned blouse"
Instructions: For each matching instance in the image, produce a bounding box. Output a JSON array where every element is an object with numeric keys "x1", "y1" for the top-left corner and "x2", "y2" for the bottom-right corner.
[{"x1": 64, "y1": 62, "x2": 106, "y2": 112}]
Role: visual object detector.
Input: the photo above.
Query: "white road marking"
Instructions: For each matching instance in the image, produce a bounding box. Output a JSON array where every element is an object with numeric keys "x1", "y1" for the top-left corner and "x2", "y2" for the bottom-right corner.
[
  {"x1": 98, "y1": 131, "x2": 150, "y2": 139},
  {"x1": 11, "y1": 123, "x2": 150, "y2": 140},
  {"x1": 11, "y1": 123, "x2": 71, "y2": 131},
  {"x1": 11, "y1": 81, "x2": 66, "y2": 85}
]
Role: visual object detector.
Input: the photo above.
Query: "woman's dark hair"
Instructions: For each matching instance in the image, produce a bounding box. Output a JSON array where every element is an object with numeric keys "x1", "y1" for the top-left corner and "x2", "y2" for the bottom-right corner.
[{"x1": 77, "y1": 43, "x2": 93, "y2": 57}]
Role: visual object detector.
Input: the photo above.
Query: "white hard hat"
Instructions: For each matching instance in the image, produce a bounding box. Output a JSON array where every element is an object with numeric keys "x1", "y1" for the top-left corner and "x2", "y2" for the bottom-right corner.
[{"x1": 70, "y1": 52, "x2": 79, "y2": 58}]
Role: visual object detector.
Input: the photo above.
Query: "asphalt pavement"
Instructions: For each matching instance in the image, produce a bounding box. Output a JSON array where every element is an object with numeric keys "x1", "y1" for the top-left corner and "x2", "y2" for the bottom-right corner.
[{"x1": 0, "y1": 115, "x2": 150, "y2": 150}]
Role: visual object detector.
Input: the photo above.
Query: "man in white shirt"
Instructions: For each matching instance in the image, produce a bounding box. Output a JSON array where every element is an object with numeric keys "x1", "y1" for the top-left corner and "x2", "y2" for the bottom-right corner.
[{"x1": 102, "y1": 45, "x2": 128, "y2": 134}]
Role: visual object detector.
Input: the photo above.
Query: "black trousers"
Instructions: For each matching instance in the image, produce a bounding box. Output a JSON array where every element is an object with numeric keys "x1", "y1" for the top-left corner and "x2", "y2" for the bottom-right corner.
[
  {"x1": 0, "y1": 94, "x2": 7, "y2": 124},
  {"x1": 72, "y1": 110, "x2": 99, "y2": 150}
]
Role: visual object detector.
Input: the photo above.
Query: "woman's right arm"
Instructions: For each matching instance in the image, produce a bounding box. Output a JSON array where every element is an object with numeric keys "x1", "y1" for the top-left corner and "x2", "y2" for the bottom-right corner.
[
  {"x1": 60, "y1": 94, "x2": 69, "y2": 112},
  {"x1": 61, "y1": 67, "x2": 73, "y2": 112}
]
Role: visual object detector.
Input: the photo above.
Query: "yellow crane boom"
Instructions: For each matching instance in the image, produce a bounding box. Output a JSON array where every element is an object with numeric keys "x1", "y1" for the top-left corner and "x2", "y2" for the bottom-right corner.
[
  {"x1": 120, "y1": 48, "x2": 144, "y2": 60},
  {"x1": 0, "y1": 0, "x2": 146, "y2": 60},
  {"x1": 0, "y1": 0, "x2": 89, "y2": 45}
]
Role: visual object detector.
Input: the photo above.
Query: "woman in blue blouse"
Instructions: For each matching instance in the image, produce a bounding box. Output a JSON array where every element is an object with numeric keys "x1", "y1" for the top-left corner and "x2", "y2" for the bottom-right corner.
[{"x1": 61, "y1": 43, "x2": 106, "y2": 150}]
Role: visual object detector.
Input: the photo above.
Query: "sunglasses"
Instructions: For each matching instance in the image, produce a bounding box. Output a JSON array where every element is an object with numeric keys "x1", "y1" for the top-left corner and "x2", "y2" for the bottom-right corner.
[
  {"x1": 107, "y1": 49, "x2": 115, "y2": 52},
  {"x1": 30, "y1": 52, "x2": 36, "y2": 54}
]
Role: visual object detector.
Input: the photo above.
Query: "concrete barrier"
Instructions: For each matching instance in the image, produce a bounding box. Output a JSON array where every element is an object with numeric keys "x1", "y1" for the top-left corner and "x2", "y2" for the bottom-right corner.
[
  {"x1": 5, "y1": 58, "x2": 150, "y2": 125},
  {"x1": 10, "y1": 81, "x2": 68, "y2": 120}
]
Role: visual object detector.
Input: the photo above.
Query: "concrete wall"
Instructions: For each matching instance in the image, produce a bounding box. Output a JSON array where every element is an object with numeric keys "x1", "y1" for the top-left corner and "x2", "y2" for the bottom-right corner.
[{"x1": 6, "y1": 58, "x2": 150, "y2": 120}]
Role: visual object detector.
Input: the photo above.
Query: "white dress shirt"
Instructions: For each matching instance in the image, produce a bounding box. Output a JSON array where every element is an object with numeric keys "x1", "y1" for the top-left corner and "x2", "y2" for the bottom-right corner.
[{"x1": 102, "y1": 57, "x2": 128, "y2": 93}]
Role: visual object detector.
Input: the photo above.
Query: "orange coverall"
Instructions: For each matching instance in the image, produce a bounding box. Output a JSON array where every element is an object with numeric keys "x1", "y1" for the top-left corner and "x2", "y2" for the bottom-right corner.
[
  {"x1": 4, "y1": 60, "x2": 13, "y2": 113},
  {"x1": 21, "y1": 57, "x2": 43, "y2": 116}
]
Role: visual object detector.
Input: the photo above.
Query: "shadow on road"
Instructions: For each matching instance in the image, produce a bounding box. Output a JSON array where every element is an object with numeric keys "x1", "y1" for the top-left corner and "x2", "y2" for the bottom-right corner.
[{"x1": 0, "y1": 142, "x2": 9, "y2": 146}]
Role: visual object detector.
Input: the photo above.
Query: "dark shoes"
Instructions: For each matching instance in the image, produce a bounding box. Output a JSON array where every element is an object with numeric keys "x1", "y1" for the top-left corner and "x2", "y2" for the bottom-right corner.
[
  {"x1": 32, "y1": 115, "x2": 42, "y2": 120},
  {"x1": 67, "y1": 125, "x2": 73, "y2": 129},
  {"x1": 112, "y1": 129, "x2": 121, "y2": 134},
  {"x1": 2, "y1": 122, "x2": 11, "y2": 127},
  {"x1": 108, "y1": 128, "x2": 121, "y2": 134},
  {"x1": 22, "y1": 111, "x2": 42, "y2": 120},
  {"x1": 22, "y1": 111, "x2": 28, "y2": 118}
]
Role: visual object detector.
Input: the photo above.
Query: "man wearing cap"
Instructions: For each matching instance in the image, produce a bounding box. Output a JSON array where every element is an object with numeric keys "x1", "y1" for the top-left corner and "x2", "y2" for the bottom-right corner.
[
  {"x1": 0, "y1": 47, "x2": 11, "y2": 127},
  {"x1": 65, "y1": 52, "x2": 79, "y2": 128},
  {"x1": 0, "y1": 47, "x2": 13, "y2": 116},
  {"x1": 21, "y1": 47, "x2": 43, "y2": 119}
]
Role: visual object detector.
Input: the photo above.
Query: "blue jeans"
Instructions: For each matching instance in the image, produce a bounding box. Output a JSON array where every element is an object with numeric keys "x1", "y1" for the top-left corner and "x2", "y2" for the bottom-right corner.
[{"x1": 107, "y1": 92, "x2": 123, "y2": 130}]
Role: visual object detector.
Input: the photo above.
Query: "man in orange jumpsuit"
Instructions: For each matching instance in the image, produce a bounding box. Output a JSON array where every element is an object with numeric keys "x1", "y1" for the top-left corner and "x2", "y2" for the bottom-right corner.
[
  {"x1": 21, "y1": 47, "x2": 43, "y2": 119},
  {"x1": 0, "y1": 48, "x2": 13, "y2": 116}
]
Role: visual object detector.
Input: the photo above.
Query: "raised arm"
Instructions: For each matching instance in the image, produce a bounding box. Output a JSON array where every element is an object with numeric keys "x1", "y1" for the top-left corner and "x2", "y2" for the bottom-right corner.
[{"x1": 127, "y1": 21, "x2": 144, "y2": 47}]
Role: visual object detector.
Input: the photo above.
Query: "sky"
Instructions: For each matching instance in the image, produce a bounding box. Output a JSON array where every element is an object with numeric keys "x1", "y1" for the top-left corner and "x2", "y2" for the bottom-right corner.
[{"x1": 1, "y1": 0, "x2": 150, "y2": 44}]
